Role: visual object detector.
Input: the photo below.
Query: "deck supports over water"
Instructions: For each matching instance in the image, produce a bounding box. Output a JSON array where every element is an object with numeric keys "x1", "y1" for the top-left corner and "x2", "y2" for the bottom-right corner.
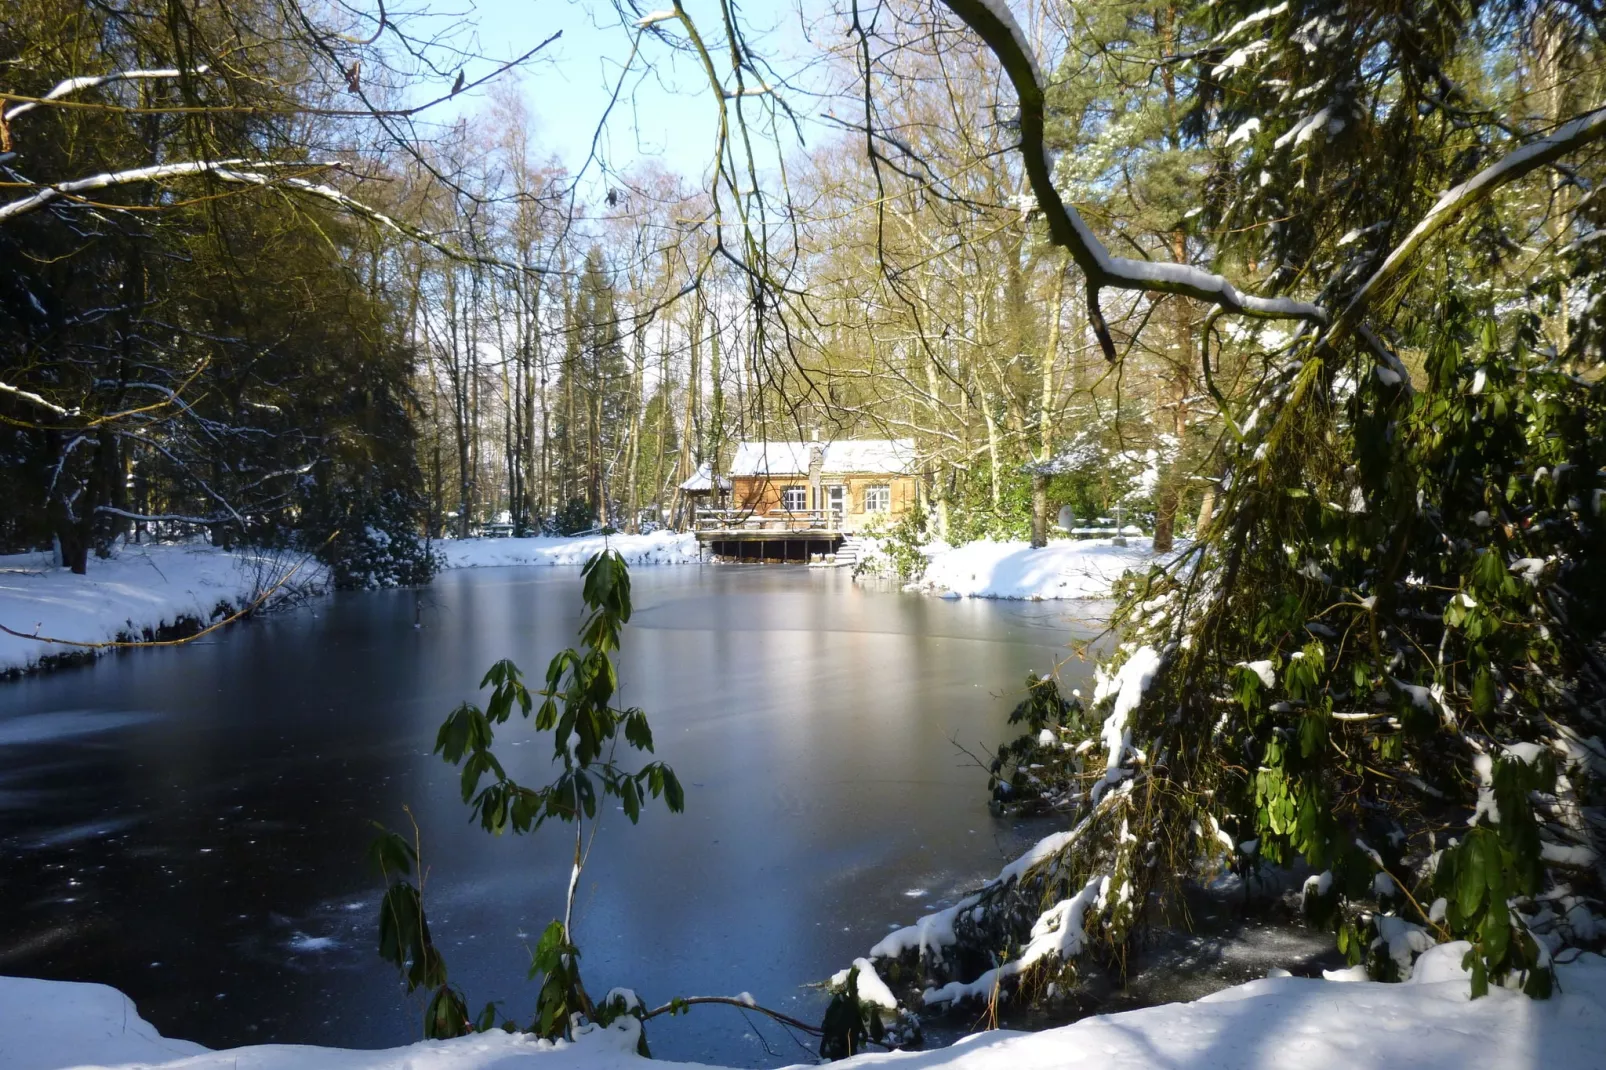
[{"x1": 697, "y1": 530, "x2": 844, "y2": 563}]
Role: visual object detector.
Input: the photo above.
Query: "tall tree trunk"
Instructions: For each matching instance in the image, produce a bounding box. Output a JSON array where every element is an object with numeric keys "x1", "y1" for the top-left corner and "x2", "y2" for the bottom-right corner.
[
  {"x1": 674, "y1": 302, "x2": 703, "y2": 529},
  {"x1": 1031, "y1": 254, "x2": 1070, "y2": 548},
  {"x1": 982, "y1": 398, "x2": 1002, "y2": 510},
  {"x1": 707, "y1": 299, "x2": 723, "y2": 471},
  {"x1": 624, "y1": 322, "x2": 646, "y2": 532},
  {"x1": 653, "y1": 329, "x2": 670, "y2": 517}
]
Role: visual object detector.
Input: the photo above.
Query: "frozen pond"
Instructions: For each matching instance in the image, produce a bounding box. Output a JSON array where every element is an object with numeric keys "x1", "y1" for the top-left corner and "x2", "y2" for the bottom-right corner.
[{"x1": 0, "y1": 564, "x2": 1101, "y2": 1065}]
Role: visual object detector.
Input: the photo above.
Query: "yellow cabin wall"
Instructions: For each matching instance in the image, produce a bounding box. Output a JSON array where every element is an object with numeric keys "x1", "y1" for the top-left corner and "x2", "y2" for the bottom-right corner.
[{"x1": 728, "y1": 474, "x2": 919, "y2": 532}]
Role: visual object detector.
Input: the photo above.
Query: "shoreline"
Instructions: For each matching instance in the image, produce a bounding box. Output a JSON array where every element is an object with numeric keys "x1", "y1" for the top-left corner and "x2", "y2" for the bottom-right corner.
[{"x1": 0, "y1": 532, "x2": 1157, "y2": 681}]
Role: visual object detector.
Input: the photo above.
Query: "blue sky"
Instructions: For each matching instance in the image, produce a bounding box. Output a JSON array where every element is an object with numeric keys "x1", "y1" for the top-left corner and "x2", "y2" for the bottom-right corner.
[{"x1": 419, "y1": 0, "x2": 828, "y2": 186}]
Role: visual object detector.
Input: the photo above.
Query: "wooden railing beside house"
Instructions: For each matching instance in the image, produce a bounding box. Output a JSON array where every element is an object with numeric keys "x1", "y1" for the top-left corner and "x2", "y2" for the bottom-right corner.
[{"x1": 694, "y1": 508, "x2": 840, "y2": 533}]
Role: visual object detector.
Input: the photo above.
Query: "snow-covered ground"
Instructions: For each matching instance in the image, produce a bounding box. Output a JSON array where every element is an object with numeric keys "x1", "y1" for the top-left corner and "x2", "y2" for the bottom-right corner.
[
  {"x1": 912, "y1": 537, "x2": 1166, "y2": 600},
  {"x1": 0, "y1": 533, "x2": 702, "y2": 678},
  {"x1": 6, "y1": 945, "x2": 1605, "y2": 1070},
  {"x1": 437, "y1": 532, "x2": 703, "y2": 569},
  {"x1": 0, "y1": 543, "x2": 323, "y2": 677}
]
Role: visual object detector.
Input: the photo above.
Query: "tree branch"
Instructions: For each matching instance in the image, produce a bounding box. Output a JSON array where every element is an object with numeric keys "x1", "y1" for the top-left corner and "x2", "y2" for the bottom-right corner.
[
  {"x1": 937, "y1": 0, "x2": 1329, "y2": 356},
  {"x1": 1330, "y1": 104, "x2": 1606, "y2": 347},
  {"x1": 3, "y1": 67, "x2": 209, "y2": 122}
]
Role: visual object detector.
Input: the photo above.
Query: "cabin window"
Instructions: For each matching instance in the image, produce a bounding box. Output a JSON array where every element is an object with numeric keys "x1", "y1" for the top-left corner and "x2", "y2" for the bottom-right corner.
[
  {"x1": 781, "y1": 485, "x2": 807, "y2": 512},
  {"x1": 865, "y1": 485, "x2": 891, "y2": 513}
]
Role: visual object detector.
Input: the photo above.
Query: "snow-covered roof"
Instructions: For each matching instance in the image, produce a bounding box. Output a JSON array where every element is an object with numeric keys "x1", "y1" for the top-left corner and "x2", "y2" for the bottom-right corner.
[
  {"x1": 678, "y1": 461, "x2": 731, "y2": 493},
  {"x1": 728, "y1": 439, "x2": 916, "y2": 477}
]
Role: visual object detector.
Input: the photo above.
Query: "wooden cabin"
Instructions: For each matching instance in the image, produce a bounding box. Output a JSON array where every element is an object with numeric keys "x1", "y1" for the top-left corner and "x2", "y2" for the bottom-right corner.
[
  {"x1": 694, "y1": 438, "x2": 919, "y2": 560},
  {"x1": 728, "y1": 438, "x2": 920, "y2": 532}
]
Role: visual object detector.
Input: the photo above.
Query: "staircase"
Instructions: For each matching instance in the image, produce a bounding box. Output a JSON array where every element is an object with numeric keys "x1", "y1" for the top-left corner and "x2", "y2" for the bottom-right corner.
[{"x1": 831, "y1": 536, "x2": 874, "y2": 570}]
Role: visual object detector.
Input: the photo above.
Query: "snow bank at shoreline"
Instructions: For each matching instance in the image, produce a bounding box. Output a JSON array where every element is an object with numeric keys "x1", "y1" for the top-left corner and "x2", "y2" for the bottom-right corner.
[
  {"x1": 913, "y1": 537, "x2": 1165, "y2": 600},
  {"x1": 438, "y1": 532, "x2": 703, "y2": 569},
  {"x1": 7, "y1": 947, "x2": 1606, "y2": 1070},
  {"x1": 0, "y1": 544, "x2": 321, "y2": 677},
  {"x1": 0, "y1": 534, "x2": 700, "y2": 678}
]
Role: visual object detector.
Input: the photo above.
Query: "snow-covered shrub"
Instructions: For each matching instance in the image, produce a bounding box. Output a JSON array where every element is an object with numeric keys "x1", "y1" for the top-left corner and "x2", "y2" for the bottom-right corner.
[
  {"x1": 543, "y1": 498, "x2": 597, "y2": 536},
  {"x1": 987, "y1": 674, "x2": 1087, "y2": 813},
  {"x1": 859, "y1": 504, "x2": 930, "y2": 581},
  {"x1": 321, "y1": 489, "x2": 439, "y2": 589},
  {"x1": 859, "y1": 319, "x2": 1604, "y2": 1015}
]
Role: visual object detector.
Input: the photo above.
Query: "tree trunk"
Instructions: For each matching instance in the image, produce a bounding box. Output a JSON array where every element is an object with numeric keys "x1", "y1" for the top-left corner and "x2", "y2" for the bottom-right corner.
[
  {"x1": 982, "y1": 400, "x2": 1002, "y2": 510},
  {"x1": 653, "y1": 330, "x2": 670, "y2": 518},
  {"x1": 674, "y1": 302, "x2": 702, "y2": 530},
  {"x1": 706, "y1": 298, "x2": 723, "y2": 471},
  {"x1": 1195, "y1": 484, "x2": 1217, "y2": 535},
  {"x1": 1032, "y1": 253, "x2": 1070, "y2": 549},
  {"x1": 624, "y1": 324, "x2": 646, "y2": 533},
  {"x1": 1030, "y1": 470, "x2": 1049, "y2": 548}
]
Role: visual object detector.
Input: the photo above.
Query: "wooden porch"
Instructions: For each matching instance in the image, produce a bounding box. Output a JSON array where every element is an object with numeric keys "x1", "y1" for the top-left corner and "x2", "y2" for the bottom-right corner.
[{"x1": 694, "y1": 509, "x2": 846, "y2": 562}]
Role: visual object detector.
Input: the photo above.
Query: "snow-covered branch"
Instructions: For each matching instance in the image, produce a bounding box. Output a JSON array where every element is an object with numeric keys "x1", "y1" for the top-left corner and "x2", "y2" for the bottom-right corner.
[
  {"x1": 205, "y1": 168, "x2": 517, "y2": 269},
  {"x1": 1332, "y1": 104, "x2": 1606, "y2": 342},
  {"x1": 938, "y1": 0, "x2": 1329, "y2": 351},
  {"x1": 0, "y1": 157, "x2": 548, "y2": 275},
  {"x1": 3, "y1": 67, "x2": 209, "y2": 122},
  {"x1": 941, "y1": 1, "x2": 1605, "y2": 367},
  {"x1": 0, "y1": 159, "x2": 289, "y2": 224},
  {"x1": 92, "y1": 506, "x2": 226, "y2": 525},
  {"x1": 0, "y1": 379, "x2": 74, "y2": 416}
]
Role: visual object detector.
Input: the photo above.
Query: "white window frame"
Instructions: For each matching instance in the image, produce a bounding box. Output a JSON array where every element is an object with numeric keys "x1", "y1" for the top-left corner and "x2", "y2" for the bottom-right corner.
[
  {"x1": 865, "y1": 485, "x2": 891, "y2": 513},
  {"x1": 781, "y1": 485, "x2": 807, "y2": 512}
]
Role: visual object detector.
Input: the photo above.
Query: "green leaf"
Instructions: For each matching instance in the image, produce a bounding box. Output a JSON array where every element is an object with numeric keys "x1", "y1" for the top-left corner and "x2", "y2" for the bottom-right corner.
[
  {"x1": 620, "y1": 776, "x2": 641, "y2": 823},
  {"x1": 1481, "y1": 903, "x2": 1510, "y2": 965},
  {"x1": 663, "y1": 768, "x2": 685, "y2": 813},
  {"x1": 425, "y1": 985, "x2": 471, "y2": 1040},
  {"x1": 367, "y1": 824, "x2": 415, "y2": 879},
  {"x1": 1456, "y1": 834, "x2": 1487, "y2": 919},
  {"x1": 1471, "y1": 667, "x2": 1496, "y2": 718}
]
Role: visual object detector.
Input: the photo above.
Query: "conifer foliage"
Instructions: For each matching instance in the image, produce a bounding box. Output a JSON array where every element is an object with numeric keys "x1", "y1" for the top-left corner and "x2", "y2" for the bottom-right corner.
[{"x1": 875, "y1": 0, "x2": 1606, "y2": 1007}]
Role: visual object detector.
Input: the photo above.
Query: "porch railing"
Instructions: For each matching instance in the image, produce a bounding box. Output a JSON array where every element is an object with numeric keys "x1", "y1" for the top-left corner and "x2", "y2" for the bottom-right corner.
[{"x1": 694, "y1": 508, "x2": 843, "y2": 533}]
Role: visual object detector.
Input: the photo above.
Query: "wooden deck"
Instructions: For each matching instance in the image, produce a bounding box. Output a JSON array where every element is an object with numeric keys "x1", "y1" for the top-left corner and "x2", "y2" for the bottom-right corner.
[{"x1": 694, "y1": 509, "x2": 846, "y2": 562}]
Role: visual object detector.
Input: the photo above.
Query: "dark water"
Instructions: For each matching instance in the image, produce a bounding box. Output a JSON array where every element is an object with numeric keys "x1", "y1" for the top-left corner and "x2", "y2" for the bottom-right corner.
[{"x1": 0, "y1": 565, "x2": 1101, "y2": 1066}]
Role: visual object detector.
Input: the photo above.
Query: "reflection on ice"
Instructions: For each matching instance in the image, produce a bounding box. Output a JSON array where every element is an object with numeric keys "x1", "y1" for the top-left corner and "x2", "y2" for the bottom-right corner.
[{"x1": 0, "y1": 709, "x2": 159, "y2": 746}]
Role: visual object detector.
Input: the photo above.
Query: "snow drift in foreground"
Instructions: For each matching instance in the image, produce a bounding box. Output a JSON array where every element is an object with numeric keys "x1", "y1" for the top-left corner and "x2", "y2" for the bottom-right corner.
[
  {"x1": 914, "y1": 537, "x2": 1165, "y2": 600},
  {"x1": 0, "y1": 544, "x2": 321, "y2": 677},
  {"x1": 438, "y1": 532, "x2": 703, "y2": 570},
  {"x1": 6, "y1": 946, "x2": 1606, "y2": 1070}
]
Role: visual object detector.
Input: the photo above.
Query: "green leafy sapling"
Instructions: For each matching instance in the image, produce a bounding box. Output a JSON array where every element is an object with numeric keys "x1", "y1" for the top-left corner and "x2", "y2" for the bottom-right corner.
[{"x1": 373, "y1": 550, "x2": 683, "y2": 1041}]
